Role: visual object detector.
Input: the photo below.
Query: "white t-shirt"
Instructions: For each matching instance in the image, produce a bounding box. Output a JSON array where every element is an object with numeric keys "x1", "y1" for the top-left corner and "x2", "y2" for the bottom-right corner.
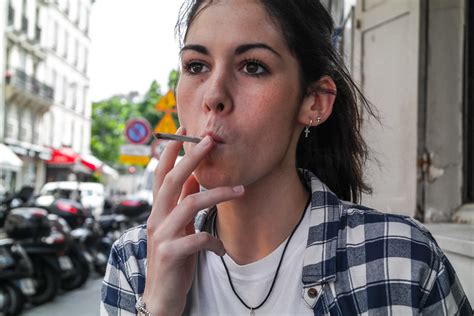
[{"x1": 187, "y1": 206, "x2": 314, "y2": 316}]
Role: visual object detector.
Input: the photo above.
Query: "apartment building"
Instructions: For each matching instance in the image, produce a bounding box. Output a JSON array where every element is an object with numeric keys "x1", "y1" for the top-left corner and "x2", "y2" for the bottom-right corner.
[{"x1": 1, "y1": 0, "x2": 94, "y2": 192}]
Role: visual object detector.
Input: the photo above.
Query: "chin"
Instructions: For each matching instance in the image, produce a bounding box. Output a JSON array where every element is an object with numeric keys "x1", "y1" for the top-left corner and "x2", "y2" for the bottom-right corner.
[{"x1": 194, "y1": 164, "x2": 236, "y2": 190}]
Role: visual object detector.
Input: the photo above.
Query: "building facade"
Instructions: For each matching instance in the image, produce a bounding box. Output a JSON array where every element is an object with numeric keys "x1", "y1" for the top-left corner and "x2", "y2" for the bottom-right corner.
[
  {"x1": 1, "y1": 0, "x2": 94, "y2": 192},
  {"x1": 351, "y1": 0, "x2": 473, "y2": 301}
]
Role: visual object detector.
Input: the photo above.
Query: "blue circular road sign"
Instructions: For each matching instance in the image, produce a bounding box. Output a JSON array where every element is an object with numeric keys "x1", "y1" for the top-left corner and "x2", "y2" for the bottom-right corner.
[{"x1": 125, "y1": 118, "x2": 151, "y2": 144}]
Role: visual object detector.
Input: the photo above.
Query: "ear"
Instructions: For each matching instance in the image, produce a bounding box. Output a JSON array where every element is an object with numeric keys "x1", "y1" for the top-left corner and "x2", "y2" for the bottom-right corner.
[{"x1": 297, "y1": 76, "x2": 336, "y2": 126}]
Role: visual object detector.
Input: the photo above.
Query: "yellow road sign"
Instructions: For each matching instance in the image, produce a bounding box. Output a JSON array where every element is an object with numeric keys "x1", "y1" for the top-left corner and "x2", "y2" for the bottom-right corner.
[
  {"x1": 155, "y1": 90, "x2": 176, "y2": 111},
  {"x1": 154, "y1": 113, "x2": 177, "y2": 134},
  {"x1": 119, "y1": 155, "x2": 150, "y2": 166}
]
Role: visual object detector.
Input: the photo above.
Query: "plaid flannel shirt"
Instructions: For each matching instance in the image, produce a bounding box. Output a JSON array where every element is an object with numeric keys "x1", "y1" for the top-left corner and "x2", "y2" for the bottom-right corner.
[{"x1": 101, "y1": 170, "x2": 472, "y2": 315}]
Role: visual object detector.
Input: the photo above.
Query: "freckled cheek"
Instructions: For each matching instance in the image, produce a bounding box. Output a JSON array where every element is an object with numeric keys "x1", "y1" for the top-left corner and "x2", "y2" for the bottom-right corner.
[{"x1": 176, "y1": 83, "x2": 202, "y2": 130}]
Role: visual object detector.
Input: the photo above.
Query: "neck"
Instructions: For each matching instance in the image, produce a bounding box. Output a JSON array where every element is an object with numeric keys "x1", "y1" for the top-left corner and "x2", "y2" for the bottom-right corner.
[{"x1": 215, "y1": 168, "x2": 309, "y2": 265}]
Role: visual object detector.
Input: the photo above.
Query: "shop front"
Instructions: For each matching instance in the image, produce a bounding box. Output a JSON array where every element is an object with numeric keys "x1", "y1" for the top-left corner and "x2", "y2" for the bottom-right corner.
[
  {"x1": 46, "y1": 147, "x2": 108, "y2": 183},
  {"x1": 0, "y1": 143, "x2": 23, "y2": 196}
]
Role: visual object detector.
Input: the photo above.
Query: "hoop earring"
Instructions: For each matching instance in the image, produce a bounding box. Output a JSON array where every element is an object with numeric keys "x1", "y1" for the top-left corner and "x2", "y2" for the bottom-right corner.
[{"x1": 304, "y1": 119, "x2": 313, "y2": 138}]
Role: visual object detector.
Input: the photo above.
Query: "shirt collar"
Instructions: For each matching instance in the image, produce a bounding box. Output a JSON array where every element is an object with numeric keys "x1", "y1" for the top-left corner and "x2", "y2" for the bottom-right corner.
[{"x1": 300, "y1": 169, "x2": 341, "y2": 286}]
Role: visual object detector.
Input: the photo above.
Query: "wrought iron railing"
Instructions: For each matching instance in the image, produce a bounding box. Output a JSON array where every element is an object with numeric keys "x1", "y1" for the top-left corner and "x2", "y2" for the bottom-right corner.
[{"x1": 5, "y1": 69, "x2": 55, "y2": 102}]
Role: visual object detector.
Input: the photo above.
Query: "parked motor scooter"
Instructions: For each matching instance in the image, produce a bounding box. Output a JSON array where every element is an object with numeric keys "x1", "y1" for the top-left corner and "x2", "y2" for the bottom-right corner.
[
  {"x1": 3, "y1": 207, "x2": 72, "y2": 305},
  {"x1": 70, "y1": 217, "x2": 110, "y2": 276},
  {"x1": 0, "y1": 186, "x2": 35, "y2": 226},
  {"x1": 114, "y1": 197, "x2": 151, "y2": 227},
  {"x1": 47, "y1": 213, "x2": 90, "y2": 291},
  {"x1": 0, "y1": 238, "x2": 35, "y2": 315},
  {"x1": 36, "y1": 196, "x2": 102, "y2": 278}
]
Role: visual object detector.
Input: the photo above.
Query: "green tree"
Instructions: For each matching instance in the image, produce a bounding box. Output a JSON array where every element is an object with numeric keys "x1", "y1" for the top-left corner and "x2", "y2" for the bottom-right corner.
[
  {"x1": 168, "y1": 69, "x2": 179, "y2": 91},
  {"x1": 139, "y1": 80, "x2": 164, "y2": 131},
  {"x1": 91, "y1": 69, "x2": 180, "y2": 166},
  {"x1": 91, "y1": 97, "x2": 140, "y2": 165}
]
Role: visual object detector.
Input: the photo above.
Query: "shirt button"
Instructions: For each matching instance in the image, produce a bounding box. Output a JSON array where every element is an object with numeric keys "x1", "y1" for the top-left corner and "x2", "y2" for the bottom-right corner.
[{"x1": 307, "y1": 288, "x2": 318, "y2": 298}]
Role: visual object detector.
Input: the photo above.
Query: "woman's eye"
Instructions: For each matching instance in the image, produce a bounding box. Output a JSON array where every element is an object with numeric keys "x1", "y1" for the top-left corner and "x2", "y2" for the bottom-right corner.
[
  {"x1": 243, "y1": 61, "x2": 267, "y2": 75},
  {"x1": 185, "y1": 62, "x2": 209, "y2": 74}
]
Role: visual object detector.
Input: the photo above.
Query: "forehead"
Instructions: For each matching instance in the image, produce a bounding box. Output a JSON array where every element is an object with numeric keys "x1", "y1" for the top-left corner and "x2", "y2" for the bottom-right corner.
[{"x1": 185, "y1": 0, "x2": 287, "y2": 50}]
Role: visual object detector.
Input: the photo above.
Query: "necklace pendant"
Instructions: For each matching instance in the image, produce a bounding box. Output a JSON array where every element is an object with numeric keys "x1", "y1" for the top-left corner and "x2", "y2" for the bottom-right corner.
[{"x1": 250, "y1": 309, "x2": 255, "y2": 316}]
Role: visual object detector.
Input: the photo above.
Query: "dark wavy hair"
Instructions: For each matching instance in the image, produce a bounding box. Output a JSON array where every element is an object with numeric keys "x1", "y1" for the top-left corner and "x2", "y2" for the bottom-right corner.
[{"x1": 176, "y1": 0, "x2": 376, "y2": 203}]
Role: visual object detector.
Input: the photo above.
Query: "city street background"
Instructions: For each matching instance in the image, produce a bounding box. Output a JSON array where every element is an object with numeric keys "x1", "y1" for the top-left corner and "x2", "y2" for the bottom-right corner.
[{"x1": 0, "y1": 0, "x2": 473, "y2": 314}]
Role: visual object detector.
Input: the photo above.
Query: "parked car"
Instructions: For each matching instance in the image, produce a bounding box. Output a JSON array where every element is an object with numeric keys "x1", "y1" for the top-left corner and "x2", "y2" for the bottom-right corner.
[{"x1": 39, "y1": 182, "x2": 105, "y2": 218}]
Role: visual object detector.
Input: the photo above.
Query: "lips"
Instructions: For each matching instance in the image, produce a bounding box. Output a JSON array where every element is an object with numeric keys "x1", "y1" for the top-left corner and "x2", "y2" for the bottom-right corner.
[{"x1": 200, "y1": 131, "x2": 225, "y2": 144}]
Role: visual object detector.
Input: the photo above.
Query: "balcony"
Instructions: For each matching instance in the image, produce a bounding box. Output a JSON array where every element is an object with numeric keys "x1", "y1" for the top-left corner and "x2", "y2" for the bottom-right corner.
[
  {"x1": 6, "y1": 24, "x2": 46, "y2": 61},
  {"x1": 4, "y1": 69, "x2": 55, "y2": 112}
]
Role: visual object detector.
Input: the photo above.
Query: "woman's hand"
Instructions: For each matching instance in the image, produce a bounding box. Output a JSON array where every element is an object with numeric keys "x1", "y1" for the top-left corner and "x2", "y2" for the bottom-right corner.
[{"x1": 142, "y1": 129, "x2": 244, "y2": 316}]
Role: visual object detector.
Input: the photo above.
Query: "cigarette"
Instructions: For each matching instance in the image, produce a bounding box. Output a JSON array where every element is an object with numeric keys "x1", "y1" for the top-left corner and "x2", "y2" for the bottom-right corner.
[{"x1": 154, "y1": 133, "x2": 203, "y2": 143}]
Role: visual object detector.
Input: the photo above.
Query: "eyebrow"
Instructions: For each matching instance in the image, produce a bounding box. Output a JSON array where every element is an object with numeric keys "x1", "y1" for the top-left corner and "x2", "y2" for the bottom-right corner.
[
  {"x1": 180, "y1": 44, "x2": 209, "y2": 55},
  {"x1": 235, "y1": 43, "x2": 281, "y2": 57},
  {"x1": 180, "y1": 43, "x2": 281, "y2": 58}
]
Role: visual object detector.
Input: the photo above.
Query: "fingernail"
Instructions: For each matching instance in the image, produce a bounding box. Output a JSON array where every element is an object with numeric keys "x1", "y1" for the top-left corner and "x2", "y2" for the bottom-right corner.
[
  {"x1": 177, "y1": 127, "x2": 185, "y2": 135},
  {"x1": 233, "y1": 185, "x2": 244, "y2": 193},
  {"x1": 201, "y1": 136, "x2": 211, "y2": 146}
]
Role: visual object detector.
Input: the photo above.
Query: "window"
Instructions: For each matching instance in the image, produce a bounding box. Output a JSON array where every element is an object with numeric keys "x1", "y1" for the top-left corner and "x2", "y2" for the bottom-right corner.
[
  {"x1": 62, "y1": 76, "x2": 67, "y2": 104},
  {"x1": 6, "y1": 47, "x2": 11, "y2": 69},
  {"x1": 51, "y1": 69, "x2": 57, "y2": 100},
  {"x1": 83, "y1": 48, "x2": 88, "y2": 74},
  {"x1": 50, "y1": 112, "x2": 55, "y2": 146},
  {"x1": 83, "y1": 86, "x2": 88, "y2": 115},
  {"x1": 19, "y1": 49, "x2": 26, "y2": 72},
  {"x1": 52, "y1": 21, "x2": 58, "y2": 51},
  {"x1": 7, "y1": 0, "x2": 14, "y2": 26},
  {"x1": 70, "y1": 120, "x2": 75, "y2": 149},
  {"x1": 84, "y1": 8, "x2": 90, "y2": 35},
  {"x1": 20, "y1": 109, "x2": 32, "y2": 143},
  {"x1": 21, "y1": 0, "x2": 28, "y2": 34},
  {"x1": 32, "y1": 112, "x2": 40, "y2": 145},
  {"x1": 6, "y1": 104, "x2": 18, "y2": 140},
  {"x1": 34, "y1": 7, "x2": 41, "y2": 43},
  {"x1": 76, "y1": 1, "x2": 81, "y2": 25},
  {"x1": 74, "y1": 39, "x2": 79, "y2": 66},
  {"x1": 63, "y1": 30, "x2": 68, "y2": 58},
  {"x1": 64, "y1": 0, "x2": 70, "y2": 16},
  {"x1": 75, "y1": 85, "x2": 82, "y2": 113},
  {"x1": 71, "y1": 83, "x2": 77, "y2": 109}
]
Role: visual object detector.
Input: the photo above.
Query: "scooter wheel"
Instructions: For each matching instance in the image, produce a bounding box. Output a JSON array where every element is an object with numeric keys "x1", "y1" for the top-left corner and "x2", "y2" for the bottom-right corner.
[
  {"x1": 61, "y1": 254, "x2": 89, "y2": 291},
  {"x1": 0, "y1": 283, "x2": 24, "y2": 316},
  {"x1": 30, "y1": 261, "x2": 60, "y2": 305}
]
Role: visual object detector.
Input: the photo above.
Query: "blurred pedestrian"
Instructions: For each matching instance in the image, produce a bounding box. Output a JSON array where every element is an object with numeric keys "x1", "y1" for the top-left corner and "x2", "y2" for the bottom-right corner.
[{"x1": 101, "y1": 0, "x2": 472, "y2": 315}]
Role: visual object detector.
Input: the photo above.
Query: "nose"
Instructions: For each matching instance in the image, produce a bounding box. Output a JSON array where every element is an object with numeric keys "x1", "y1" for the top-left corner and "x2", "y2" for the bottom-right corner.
[{"x1": 202, "y1": 69, "x2": 233, "y2": 115}]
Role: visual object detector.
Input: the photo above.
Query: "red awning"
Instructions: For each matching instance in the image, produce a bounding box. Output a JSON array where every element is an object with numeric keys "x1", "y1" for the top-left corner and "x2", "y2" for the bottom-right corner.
[
  {"x1": 80, "y1": 154, "x2": 103, "y2": 172},
  {"x1": 47, "y1": 147, "x2": 79, "y2": 165}
]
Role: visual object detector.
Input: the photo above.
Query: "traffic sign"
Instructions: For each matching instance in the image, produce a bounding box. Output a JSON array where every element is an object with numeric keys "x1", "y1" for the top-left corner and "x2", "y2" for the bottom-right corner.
[
  {"x1": 156, "y1": 90, "x2": 176, "y2": 111},
  {"x1": 125, "y1": 118, "x2": 151, "y2": 144},
  {"x1": 119, "y1": 155, "x2": 150, "y2": 165},
  {"x1": 154, "y1": 113, "x2": 177, "y2": 134},
  {"x1": 119, "y1": 144, "x2": 151, "y2": 166}
]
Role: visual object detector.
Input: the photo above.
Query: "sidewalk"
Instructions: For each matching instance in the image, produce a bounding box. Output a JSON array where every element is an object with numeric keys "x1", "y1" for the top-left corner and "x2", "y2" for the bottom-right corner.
[{"x1": 23, "y1": 276, "x2": 103, "y2": 316}]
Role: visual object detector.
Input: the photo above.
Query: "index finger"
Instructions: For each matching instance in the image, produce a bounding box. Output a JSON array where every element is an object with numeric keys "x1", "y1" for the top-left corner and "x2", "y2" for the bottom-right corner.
[
  {"x1": 152, "y1": 127, "x2": 185, "y2": 198},
  {"x1": 155, "y1": 135, "x2": 214, "y2": 215}
]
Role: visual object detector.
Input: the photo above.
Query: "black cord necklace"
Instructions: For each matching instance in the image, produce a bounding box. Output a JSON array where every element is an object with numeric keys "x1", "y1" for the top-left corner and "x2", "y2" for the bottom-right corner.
[{"x1": 213, "y1": 195, "x2": 311, "y2": 316}]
